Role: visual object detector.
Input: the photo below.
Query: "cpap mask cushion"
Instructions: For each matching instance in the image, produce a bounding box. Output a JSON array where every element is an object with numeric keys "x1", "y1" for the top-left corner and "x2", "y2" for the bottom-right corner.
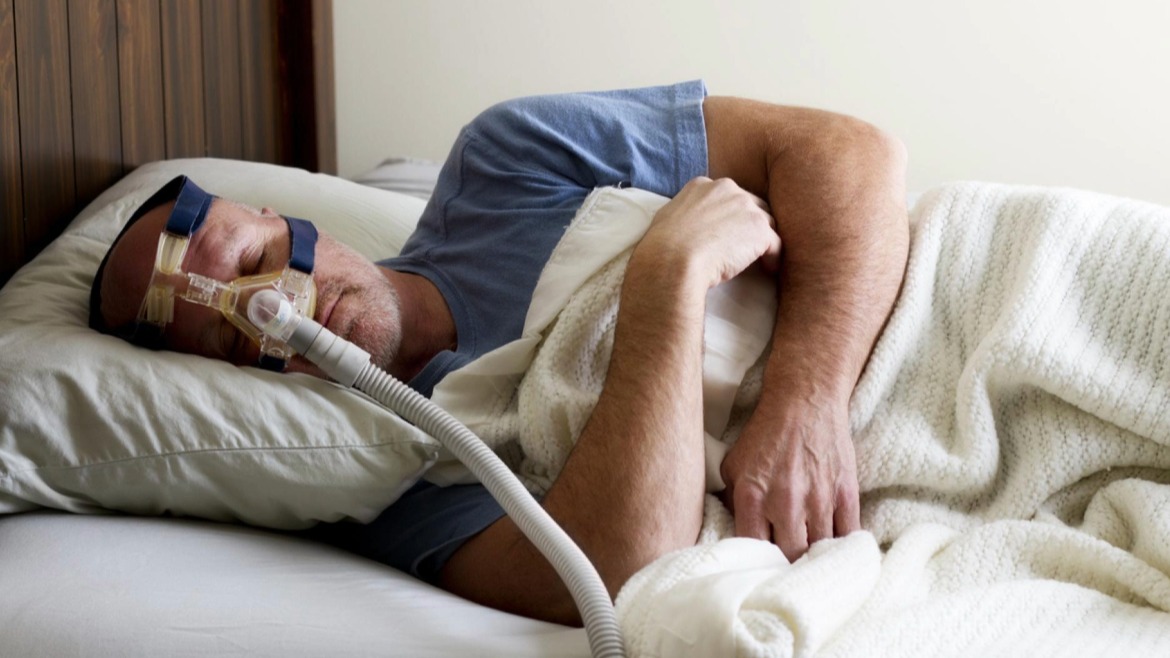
[{"x1": 134, "y1": 176, "x2": 318, "y2": 372}]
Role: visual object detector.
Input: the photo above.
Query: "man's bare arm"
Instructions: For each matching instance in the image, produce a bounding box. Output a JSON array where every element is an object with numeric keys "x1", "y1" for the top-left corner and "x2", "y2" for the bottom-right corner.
[
  {"x1": 441, "y1": 95, "x2": 907, "y2": 618},
  {"x1": 704, "y1": 97, "x2": 910, "y2": 559},
  {"x1": 440, "y1": 180, "x2": 780, "y2": 624}
]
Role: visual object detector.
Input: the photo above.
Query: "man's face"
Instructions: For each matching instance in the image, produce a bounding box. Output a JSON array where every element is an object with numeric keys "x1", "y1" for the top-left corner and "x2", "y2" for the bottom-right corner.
[{"x1": 99, "y1": 198, "x2": 404, "y2": 375}]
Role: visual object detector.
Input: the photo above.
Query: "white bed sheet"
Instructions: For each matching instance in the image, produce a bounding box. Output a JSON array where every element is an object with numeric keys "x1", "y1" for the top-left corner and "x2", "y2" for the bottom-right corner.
[{"x1": 0, "y1": 511, "x2": 590, "y2": 657}]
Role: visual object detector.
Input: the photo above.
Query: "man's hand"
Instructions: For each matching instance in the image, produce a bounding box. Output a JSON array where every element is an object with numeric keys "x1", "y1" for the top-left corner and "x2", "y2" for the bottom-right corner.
[
  {"x1": 720, "y1": 391, "x2": 859, "y2": 561},
  {"x1": 636, "y1": 176, "x2": 780, "y2": 288}
]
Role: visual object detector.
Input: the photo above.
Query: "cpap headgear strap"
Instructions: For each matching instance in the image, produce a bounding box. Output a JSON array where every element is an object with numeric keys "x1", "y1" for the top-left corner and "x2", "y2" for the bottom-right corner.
[{"x1": 134, "y1": 175, "x2": 319, "y2": 372}]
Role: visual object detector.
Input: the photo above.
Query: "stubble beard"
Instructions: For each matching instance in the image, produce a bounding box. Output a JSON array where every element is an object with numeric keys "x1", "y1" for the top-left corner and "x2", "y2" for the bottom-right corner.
[
  {"x1": 355, "y1": 277, "x2": 403, "y2": 373},
  {"x1": 310, "y1": 232, "x2": 405, "y2": 375},
  {"x1": 321, "y1": 271, "x2": 403, "y2": 374}
]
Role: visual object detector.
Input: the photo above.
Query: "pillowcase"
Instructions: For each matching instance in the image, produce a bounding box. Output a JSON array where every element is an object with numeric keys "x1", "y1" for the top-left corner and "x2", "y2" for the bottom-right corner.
[
  {"x1": 351, "y1": 156, "x2": 443, "y2": 200},
  {"x1": 0, "y1": 158, "x2": 441, "y2": 529}
]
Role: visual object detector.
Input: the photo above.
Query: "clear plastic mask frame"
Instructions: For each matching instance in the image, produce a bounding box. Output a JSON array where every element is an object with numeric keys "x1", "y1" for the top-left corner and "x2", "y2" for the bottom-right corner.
[{"x1": 138, "y1": 229, "x2": 317, "y2": 365}]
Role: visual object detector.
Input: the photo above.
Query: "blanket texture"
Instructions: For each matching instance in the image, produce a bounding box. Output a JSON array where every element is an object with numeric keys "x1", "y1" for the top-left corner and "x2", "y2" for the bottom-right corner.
[{"x1": 447, "y1": 183, "x2": 1170, "y2": 656}]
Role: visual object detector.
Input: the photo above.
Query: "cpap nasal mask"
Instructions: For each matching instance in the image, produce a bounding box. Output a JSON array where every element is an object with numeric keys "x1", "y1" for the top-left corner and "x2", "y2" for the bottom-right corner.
[
  {"x1": 135, "y1": 176, "x2": 318, "y2": 371},
  {"x1": 247, "y1": 290, "x2": 626, "y2": 658}
]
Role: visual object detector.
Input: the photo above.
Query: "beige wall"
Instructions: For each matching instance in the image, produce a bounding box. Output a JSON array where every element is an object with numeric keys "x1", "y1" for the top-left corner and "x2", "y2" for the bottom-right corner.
[{"x1": 335, "y1": 0, "x2": 1170, "y2": 205}]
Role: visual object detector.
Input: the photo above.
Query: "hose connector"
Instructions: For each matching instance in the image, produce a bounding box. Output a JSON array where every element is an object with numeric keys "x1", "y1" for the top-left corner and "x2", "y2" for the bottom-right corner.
[{"x1": 247, "y1": 289, "x2": 370, "y2": 385}]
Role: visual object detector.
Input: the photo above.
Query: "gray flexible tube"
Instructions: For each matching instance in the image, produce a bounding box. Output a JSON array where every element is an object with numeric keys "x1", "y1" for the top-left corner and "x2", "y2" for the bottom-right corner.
[
  {"x1": 352, "y1": 365, "x2": 625, "y2": 658},
  {"x1": 247, "y1": 290, "x2": 625, "y2": 658}
]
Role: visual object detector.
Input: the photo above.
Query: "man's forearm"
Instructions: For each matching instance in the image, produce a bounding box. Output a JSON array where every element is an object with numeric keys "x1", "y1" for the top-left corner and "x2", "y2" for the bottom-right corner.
[
  {"x1": 763, "y1": 119, "x2": 908, "y2": 402},
  {"x1": 706, "y1": 97, "x2": 909, "y2": 401},
  {"x1": 440, "y1": 250, "x2": 712, "y2": 624},
  {"x1": 542, "y1": 253, "x2": 710, "y2": 590}
]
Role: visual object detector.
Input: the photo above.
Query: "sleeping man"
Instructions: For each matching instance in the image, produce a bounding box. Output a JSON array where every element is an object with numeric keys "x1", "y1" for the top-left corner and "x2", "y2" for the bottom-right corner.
[{"x1": 88, "y1": 81, "x2": 909, "y2": 625}]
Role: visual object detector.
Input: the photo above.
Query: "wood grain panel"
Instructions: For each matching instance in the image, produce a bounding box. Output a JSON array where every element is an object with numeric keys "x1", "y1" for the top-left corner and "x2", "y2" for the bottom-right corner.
[
  {"x1": 202, "y1": 0, "x2": 241, "y2": 159},
  {"x1": 160, "y1": 0, "x2": 205, "y2": 158},
  {"x1": 69, "y1": 0, "x2": 123, "y2": 204},
  {"x1": 239, "y1": 0, "x2": 278, "y2": 164},
  {"x1": 275, "y1": 0, "x2": 323, "y2": 171},
  {"x1": 311, "y1": 0, "x2": 335, "y2": 174},
  {"x1": 15, "y1": 0, "x2": 75, "y2": 252},
  {"x1": 1, "y1": 0, "x2": 335, "y2": 286},
  {"x1": 0, "y1": 0, "x2": 22, "y2": 282},
  {"x1": 117, "y1": 0, "x2": 165, "y2": 169}
]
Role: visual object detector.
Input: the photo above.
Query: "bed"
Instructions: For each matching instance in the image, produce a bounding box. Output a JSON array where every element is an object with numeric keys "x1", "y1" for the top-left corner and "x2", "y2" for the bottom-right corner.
[
  {"x1": 6, "y1": 3, "x2": 1170, "y2": 658},
  {"x1": 0, "y1": 2, "x2": 590, "y2": 656}
]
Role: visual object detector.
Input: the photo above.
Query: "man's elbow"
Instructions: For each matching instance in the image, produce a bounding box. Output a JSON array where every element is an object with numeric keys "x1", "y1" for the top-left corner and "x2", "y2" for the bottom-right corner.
[
  {"x1": 824, "y1": 115, "x2": 907, "y2": 181},
  {"x1": 863, "y1": 123, "x2": 909, "y2": 197},
  {"x1": 854, "y1": 118, "x2": 907, "y2": 166},
  {"x1": 860, "y1": 122, "x2": 910, "y2": 220},
  {"x1": 767, "y1": 110, "x2": 906, "y2": 192},
  {"x1": 782, "y1": 117, "x2": 909, "y2": 229}
]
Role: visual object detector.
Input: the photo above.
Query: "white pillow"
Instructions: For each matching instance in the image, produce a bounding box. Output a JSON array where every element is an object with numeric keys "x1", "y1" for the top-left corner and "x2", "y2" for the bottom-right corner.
[
  {"x1": 351, "y1": 156, "x2": 443, "y2": 200},
  {"x1": 0, "y1": 159, "x2": 441, "y2": 529}
]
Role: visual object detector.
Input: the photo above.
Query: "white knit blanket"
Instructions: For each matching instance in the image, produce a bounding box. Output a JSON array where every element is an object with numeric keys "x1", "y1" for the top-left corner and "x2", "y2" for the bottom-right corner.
[{"x1": 435, "y1": 184, "x2": 1170, "y2": 656}]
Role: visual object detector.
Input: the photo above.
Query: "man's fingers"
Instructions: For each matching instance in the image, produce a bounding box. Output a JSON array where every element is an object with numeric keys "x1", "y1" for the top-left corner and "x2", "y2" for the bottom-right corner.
[
  {"x1": 805, "y1": 493, "x2": 835, "y2": 545},
  {"x1": 750, "y1": 193, "x2": 771, "y2": 214},
  {"x1": 773, "y1": 517, "x2": 808, "y2": 563},
  {"x1": 834, "y1": 484, "x2": 862, "y2": 536},
  {"x1": 732, "y1": 481, "x2": 858, "y2": 561},
  {"x1": 767, "y1": 489, "x2": 809, "y2": 562},
  {"x1": 759, "y1": 231, "x2": 782, "y2": 273},
  {"x1": 732, "y1": 484, "x2": 770, "y2": 541}
]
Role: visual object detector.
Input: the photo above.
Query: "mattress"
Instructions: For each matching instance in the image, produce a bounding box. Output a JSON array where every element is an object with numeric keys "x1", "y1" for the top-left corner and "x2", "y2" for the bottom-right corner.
[{"x1": 0, "y1": 511, "x2": 590, "y2": 656}]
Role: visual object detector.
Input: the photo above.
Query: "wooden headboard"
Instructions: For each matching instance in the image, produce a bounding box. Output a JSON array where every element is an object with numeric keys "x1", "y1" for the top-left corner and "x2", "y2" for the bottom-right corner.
[{"x1": 0, "y1": 0, "x2": 335, "y2": 286}]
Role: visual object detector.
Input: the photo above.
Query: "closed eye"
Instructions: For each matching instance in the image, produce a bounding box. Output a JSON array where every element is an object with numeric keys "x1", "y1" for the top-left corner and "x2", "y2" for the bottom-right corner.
[
  {"x1": 243, "y1": 243, "x2": 267, "y2": 276},
  {"x1": 254, "y1": 246, "x2": 268, "y2": 275}
]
